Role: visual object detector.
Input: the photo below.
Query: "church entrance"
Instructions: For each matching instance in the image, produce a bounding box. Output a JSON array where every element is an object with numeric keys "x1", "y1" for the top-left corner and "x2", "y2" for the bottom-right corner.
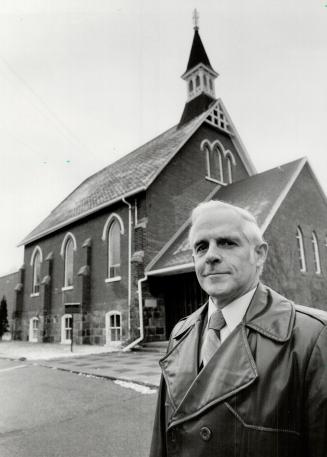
[{"x1": 161, "y1": 272, "x2": 208, "y2": 337}]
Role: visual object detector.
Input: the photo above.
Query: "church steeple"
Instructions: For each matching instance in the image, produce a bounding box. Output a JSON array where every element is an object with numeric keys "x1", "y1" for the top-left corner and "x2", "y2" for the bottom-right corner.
[{"x1": 179, "y1": 10, "x2": 218, "y2": 125}]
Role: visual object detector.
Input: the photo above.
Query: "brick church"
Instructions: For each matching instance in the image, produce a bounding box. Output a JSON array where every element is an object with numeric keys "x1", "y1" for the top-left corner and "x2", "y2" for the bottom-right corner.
[{"x1": 11, "y1": 19, "x2": 327, "y2": 347}]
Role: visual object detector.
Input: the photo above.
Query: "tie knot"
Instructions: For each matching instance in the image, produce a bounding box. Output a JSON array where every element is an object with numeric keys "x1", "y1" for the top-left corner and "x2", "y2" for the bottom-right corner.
[{"x1": 208, "y1": 308, "x2": 226, "y2": 332}]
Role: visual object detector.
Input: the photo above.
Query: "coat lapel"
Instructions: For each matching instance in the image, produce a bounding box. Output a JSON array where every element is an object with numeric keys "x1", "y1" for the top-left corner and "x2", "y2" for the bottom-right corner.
[
  {"x1": 167, "y1": 324, "x2": 258, "y2": 426},
  {"x1": 160, "y1": 305, "x2": 205, "y2": 411}
]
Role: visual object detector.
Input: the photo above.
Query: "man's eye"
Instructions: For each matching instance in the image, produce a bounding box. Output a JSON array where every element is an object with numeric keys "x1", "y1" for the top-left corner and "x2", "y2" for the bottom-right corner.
[
  {"x1": 219, "y1": 239, "x2": 236, "y2": 247},
  {"x1": 195, "y1": 243, "x2": 207, "y2": 253}
]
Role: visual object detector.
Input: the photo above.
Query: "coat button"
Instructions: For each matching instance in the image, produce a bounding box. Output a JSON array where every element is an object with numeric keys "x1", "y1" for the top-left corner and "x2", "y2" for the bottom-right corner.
[{"x1": 200, "y1": 426, "x2": 212, "y2": 441}]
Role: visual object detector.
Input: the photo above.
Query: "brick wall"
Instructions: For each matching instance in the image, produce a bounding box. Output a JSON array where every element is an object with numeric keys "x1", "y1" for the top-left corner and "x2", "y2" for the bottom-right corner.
[
  {"x1": 20, "y1": 201, "x2": 133, "y2": 344},
  {"x1": 262, "y1": 164, "x2": 327, "y2": 310}
]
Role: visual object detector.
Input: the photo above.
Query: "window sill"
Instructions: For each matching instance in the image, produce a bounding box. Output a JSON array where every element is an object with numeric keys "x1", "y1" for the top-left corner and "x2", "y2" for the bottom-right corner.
[
  {"x1": 30, "y1": 293, "x2": 40, "y2": 297},
  {"x1": 61, "y1": 286, "x2": 74, "y2": 291},
  {"x1": 205, "y1": 176, "x2": 227, "y2": 185},
  {"x1": 105, "y1": 276, "x2": 122, "y2": 283}
]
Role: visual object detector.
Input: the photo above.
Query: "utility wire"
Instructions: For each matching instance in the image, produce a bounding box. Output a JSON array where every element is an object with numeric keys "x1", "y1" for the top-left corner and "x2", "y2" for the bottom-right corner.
[{"x1": 0, "y1": 54, "x2": 92, "y2": 156}]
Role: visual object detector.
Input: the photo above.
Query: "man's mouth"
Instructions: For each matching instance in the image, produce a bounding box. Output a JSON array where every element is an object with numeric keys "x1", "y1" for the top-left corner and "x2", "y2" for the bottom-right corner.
[{"x1": 205, "y1": 272, "x2": 230, "y2": 277}]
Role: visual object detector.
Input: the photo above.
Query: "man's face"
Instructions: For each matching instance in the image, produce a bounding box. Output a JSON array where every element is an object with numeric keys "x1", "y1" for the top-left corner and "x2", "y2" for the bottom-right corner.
[{"x1": 190, "y1": 208, "x2": 267, "y2": 308}]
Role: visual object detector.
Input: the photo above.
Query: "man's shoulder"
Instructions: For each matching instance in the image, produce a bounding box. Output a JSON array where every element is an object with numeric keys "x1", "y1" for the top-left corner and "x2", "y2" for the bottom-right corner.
[
  {"x1": 294, "y1": 303, "x2": 327, "y2": 325},
  {"x1": 266, "y1": 285, "x2": 327, "y2": 331}
]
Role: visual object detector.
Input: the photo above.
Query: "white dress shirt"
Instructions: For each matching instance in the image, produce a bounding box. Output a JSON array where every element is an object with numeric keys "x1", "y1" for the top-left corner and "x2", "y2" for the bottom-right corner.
[{"x1": 200, "y1": 286, "x2": 257, "y2": 363}]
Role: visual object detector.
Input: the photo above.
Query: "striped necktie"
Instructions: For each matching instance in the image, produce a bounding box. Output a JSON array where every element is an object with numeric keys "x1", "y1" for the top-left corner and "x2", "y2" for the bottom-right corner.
[{"x1": 202, "y1": 308, "x2": 226, "y2": 366}]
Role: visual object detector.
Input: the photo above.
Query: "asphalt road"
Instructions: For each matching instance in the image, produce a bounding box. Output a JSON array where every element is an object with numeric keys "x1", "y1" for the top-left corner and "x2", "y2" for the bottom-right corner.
[{"x1": 0, "y1": 359, "x2": 157, "y2": 457}]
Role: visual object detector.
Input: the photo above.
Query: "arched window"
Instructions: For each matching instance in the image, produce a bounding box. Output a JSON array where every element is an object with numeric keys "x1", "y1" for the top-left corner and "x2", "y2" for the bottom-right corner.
[
  {"x1": 189, "y1": 80, "x2": 193, "y2": 93},
  {"x1": 209, "y1": 79, "x2": 213, "y2": 90},
  {"x1": 195, "y1": 75, "x2": 200, "y2": 88},
  {"x1": 64, "y1": 238, "x2": 74, "y2": 287},
  {"x1": 209, "y1": 145, "x2": 224, "y2": 182},
  {"x1": 311, "y1": 232, "x2": 321, "y2": 274},
  {"x1": 226, "y1": 156, "x2": 233, "y2": 184},
  {"x1": 108, "y1": 220, "x2": 121, "y2": 279},
  {"x1": 32, "y1": 251, "x2": 41, "y2": 294},
  {"x1": 30, "y1": 246, "x2": 43, "y2": 295},
  {"x1": 106, "y1": 311, "x2": 122, "y2": 344},
  {"x1": 203, "y1": 74, "x2": 207, "y2": 87},
  {"x1": 296, "y1": 227, "x2": 306, "y2": 273}
]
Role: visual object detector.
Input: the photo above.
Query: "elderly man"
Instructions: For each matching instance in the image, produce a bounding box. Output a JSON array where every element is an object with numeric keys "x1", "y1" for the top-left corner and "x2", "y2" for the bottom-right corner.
[{"x1": 149, "y1": 200, "x2": 327, "y2": 457}]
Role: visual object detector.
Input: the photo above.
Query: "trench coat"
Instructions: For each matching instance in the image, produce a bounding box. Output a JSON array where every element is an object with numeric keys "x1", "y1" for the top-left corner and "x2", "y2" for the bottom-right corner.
[{"x1": 149, "y1": 283, "x2": 327, "y2": 457}]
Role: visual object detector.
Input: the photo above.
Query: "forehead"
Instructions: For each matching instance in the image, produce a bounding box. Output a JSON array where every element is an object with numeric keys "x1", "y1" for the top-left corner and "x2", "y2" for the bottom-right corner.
[{"x1": 190, "y1": 208, "x2": 246, "y2": 244}]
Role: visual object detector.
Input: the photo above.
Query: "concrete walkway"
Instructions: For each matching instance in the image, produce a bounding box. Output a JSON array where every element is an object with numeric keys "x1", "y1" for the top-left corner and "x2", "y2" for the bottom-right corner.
[{"x1": 0, "y1": 341, "x2": 164, "y2": 387}]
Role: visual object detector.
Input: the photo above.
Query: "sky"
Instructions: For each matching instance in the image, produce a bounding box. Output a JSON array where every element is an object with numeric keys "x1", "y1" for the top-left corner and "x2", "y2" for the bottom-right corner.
[{"x1": 0, "y1": 0, "x2": 327, "y2": 276}]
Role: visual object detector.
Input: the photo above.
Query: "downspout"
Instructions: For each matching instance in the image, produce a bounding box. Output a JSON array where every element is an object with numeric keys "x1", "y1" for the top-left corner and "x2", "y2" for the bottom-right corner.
[
  {"x1": 123, "y1": 275, "x2": 147, "y2": 352},
  {"x1": 122, "y1": 197, "x2": 132, "y2": 338}
]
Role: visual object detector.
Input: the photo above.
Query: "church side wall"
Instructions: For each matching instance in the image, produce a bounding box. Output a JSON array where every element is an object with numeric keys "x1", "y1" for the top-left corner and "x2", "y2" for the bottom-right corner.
[
  {"x1": 20, "y1": 202, "x2": 133, "y2": 345},
  {"x1": 262, "y1": 164, "x2": 327, "y2": 310}
]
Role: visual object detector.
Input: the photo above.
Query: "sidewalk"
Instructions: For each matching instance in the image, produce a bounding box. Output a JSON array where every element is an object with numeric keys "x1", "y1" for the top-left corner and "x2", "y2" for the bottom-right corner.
[{"x1": 0, "y1": 341, "x2": 164, "y2": 387}]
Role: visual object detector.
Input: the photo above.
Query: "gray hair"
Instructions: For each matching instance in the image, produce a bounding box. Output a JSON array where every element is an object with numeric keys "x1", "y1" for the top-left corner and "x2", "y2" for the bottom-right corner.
[{"x1": 189, "y1": 200, "x2": 265, "y2": 247}]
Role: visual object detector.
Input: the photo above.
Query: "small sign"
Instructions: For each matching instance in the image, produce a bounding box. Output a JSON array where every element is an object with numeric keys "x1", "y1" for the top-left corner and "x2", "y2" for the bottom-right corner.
[
  {"x1": 145, "y1": 299, "x2": 157, "y2": 309},
  {"x1": 65, "y1": 303, "x2": 81, "y2": 314}
]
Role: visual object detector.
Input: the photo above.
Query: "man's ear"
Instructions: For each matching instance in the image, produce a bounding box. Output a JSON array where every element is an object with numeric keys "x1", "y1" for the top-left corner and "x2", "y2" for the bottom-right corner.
[{"x1": 255, "y1": 242, "x2": 268, "y2": 267}]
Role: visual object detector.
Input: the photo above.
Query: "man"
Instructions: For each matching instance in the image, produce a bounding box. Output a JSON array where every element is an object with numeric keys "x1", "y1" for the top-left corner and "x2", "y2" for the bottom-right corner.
[{"x1": 149, "y1": 200, "x2": 327, "y2": 457}]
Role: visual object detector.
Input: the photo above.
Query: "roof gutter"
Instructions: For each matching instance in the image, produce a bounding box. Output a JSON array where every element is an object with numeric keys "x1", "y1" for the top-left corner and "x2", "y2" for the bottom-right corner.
[
  {"x1": 122, "y1": 197, "x2": 132, "y2": 338},
  {"x1": 19, "y1": 186, "x2": 146, "y2": 247},
  {"x1": 146, "y1": 262, "x2": 195, "y2": 276},
  {"x1": 122, "y1": 275, "x2": 146, "y2": 352}
]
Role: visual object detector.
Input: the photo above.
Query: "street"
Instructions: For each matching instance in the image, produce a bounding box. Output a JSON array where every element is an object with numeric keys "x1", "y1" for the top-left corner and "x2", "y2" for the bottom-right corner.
[{"x1": 0, "y1": 359, "x2": 157, "y2": 457}]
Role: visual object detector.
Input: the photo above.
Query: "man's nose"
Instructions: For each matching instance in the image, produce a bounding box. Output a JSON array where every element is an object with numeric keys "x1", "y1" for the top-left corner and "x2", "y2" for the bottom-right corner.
[{"x1": 205, "y1": 243, "x2": 222, "y2": 263}]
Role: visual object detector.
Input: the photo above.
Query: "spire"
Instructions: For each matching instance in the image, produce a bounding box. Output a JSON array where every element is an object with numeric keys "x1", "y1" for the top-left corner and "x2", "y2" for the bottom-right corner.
[
  {"x1": 179, "y1": 11, "x2": 218, "y2": 126},
  {"x1": 186, "y1": 10, "x2": 214, "y2": 73}
]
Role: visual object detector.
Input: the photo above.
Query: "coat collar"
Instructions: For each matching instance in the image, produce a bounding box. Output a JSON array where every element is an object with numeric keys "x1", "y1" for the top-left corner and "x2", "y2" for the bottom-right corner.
[
  {"x1": 244, "y1": 283, "x2": 295, "y2": 342},
  {"x1": 173, "y1": 283, "x2": 295, "y2": 343},
  {"x1": 160, "y1": 283, "x2": 296, "y2": 428}
]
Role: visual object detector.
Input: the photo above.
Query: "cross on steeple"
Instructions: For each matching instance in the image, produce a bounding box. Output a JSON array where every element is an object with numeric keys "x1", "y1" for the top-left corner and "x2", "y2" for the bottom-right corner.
[{"x1": 193, "y1": 9, "x2": 199, "y2": 30}]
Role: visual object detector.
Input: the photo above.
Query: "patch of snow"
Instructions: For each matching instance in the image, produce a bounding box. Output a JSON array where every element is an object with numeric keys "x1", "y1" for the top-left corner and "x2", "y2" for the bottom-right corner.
[{"x1": 114, "y1": 379, "x2": 157, "y2": 394}]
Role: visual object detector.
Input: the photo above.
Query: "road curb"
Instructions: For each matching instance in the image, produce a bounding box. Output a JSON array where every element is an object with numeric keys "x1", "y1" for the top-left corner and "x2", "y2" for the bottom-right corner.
[{"x1": 37, "y1": 362, "x2": 159, "y2": 389}]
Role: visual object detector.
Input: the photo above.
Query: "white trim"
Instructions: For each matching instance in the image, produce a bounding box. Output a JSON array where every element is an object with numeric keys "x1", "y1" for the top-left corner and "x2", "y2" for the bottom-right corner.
[
  {"x1": 296, "y1": 227, "x2": 307, "y2": 273},
  {"x1": 102, "y1": 213, "x2": 124, "y2": 240},
  {"x1": 105, "y1": 311, "x2": 122, "y2": 346},
  {"x1": 311, "y1": 231, "x2": 321, "y2": 274},
  {"x1": 260, "y1": 158, "x2": 306, "y2": 233},
  {"x1": 217, "y1": 99, "x2": 256, "y2": 176},
  {"x1": 29, "y1": 317, "x2": 39, "y2": 343},
  {"x1": 30, "y1": 245, "x2": 43, "y2": 266},
  {"x1": 60, "y1": 232, "x2": 77, "y2": 256},
  {"x1": 145, "y1": 184, "x2": 221, "y2": 272},
  {"x1": 61, "y1": 314, "x2": 73, "y2": 344},
  {"x1": 225, "y1": 150, "x2": 236, "y2": 166},
  {"x1": 61, "y1": 285, "x2": 74, "y2": 291},
  {"x1": 182, "y1": 62, "x2": 218, "y2": 80},
  {"x1": 205, "y1": 176, "x2": 225, "y2": 185},
  {"x1": 30, "y1": 293, "x2": 40, "y2": 297},
  {"x1": 226, "y1": 155, "x2": 234, "y2": 183},
  {"x1": 105, "y1": 276, "x2": 122, "y2": 283},
  {"x1": 147, "y1": 262, "x2": 195, "y2": 276}
]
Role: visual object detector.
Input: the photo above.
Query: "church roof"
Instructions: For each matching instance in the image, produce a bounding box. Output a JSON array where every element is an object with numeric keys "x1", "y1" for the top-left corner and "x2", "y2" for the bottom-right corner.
[
  {"x1": 21, "y1": 98, "x2": 256, "y2": 246},
  {"x1": 20, "y1": 108, "x2": 212, "y2": 245},
  {"x1": 185, "y1": 28, "x2": 214, "y2": 73},
  {"x1": 146, "y1": 158, "x2": 307, "y2": 275}
]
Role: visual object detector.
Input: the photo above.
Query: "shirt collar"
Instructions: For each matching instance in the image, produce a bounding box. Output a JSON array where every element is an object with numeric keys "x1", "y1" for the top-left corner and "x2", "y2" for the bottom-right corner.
[{"x1": 208, "y1": 286, "x2": 257, "y2": 333}]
